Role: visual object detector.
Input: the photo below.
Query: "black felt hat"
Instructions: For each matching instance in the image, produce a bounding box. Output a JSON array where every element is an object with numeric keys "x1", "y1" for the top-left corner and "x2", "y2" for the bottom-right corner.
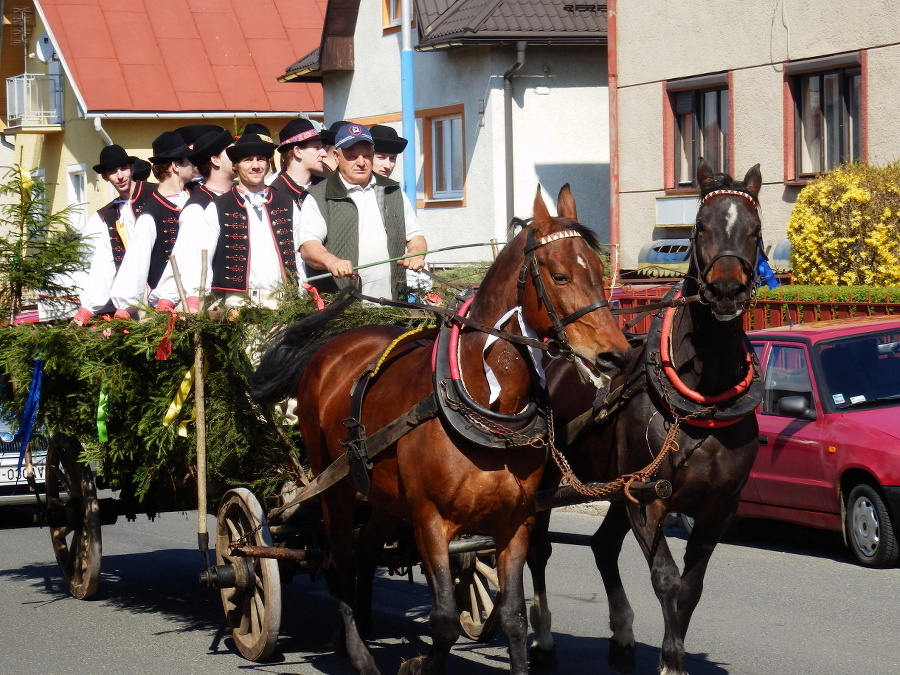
[
  {"x1": 226, "y1": 131, "x2": 277, "y2": 161},
  {"x1": 149, "y1": 131, "x2": 191, "y2": 163},
  {"x1": 174, "y1": 124, "x2": 224, "y2": 146},
  {"x1": 370, "y1": 125, "x2": 408, "y2": 154},
  {"x1": 93, "y1": 144, "x2": 138, "y2": 174},
  {"x1": 132, "y1": 158, "x2": 152, "y2": 182},
  {"x1": 188, "y1": 128, "x2": 234, "y2": 166},
  {"x1": 319, "y1": 120, "x2": 350, "y2": 147},
  {"x1": 241, "y1": 123, "x2": 273, "y2": 142},
  {"x1": 278, "y1": 118, "x2": 320, "y2": 151}
]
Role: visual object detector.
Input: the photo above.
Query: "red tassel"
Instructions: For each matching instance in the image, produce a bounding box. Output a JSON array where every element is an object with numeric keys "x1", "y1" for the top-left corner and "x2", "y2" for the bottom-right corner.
[
  {"x1": 303, "y1": 283, "x2": 326, "y2": 311},
  {"x1": 155, "y1": 308, "x2": 177, "y2": 360}
]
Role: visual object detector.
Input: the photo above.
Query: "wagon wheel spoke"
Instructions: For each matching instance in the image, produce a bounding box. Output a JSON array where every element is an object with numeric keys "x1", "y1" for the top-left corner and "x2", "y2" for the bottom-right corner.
[
  {"x1": 453, "y1": 542, "x2": 501, "y2": 642},
  {"x1": 215, "y1": 488, "x2": 282, "y2": 662},
  {"x1": 45, "y1": 434, "x2": 102, "y2": 600}
]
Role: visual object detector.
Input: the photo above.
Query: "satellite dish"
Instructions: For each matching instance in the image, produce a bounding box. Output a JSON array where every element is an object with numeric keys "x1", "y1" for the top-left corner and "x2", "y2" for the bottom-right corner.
[{"x1": 35, "y1": 33, "x2": 55, "y2": 64}]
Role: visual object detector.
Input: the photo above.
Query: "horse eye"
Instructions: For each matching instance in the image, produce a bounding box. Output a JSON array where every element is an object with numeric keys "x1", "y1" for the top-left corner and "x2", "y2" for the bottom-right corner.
[{"x1": 552, "y1": 273, "x2": 569, "y2": 284}]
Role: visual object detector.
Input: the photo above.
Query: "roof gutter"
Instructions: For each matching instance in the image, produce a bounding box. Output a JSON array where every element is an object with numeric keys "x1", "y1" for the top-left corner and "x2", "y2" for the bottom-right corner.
[
  {"x1": 504, "y1": 41, "x2": 526, "y2": 228},
  {"x1": 84, "y1": 111, "x2": 322, "y2": 120}
]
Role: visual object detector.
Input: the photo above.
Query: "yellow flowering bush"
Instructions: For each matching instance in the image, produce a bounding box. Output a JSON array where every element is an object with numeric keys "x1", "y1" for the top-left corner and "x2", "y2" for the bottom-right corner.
[{"x1": 787, "y1": 162, "x2": 900, "y2": 285}]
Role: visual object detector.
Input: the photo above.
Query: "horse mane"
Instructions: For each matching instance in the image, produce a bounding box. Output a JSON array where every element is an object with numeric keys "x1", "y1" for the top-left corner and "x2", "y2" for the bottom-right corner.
[{"x1": 251, "y1": 286, "x2": 357, "y2": 404}]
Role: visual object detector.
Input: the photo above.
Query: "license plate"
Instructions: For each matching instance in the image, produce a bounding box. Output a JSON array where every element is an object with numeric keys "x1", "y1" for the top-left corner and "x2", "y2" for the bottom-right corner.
[{"x1": 0, "y1": 454, "x2": 47, "y2": 486}]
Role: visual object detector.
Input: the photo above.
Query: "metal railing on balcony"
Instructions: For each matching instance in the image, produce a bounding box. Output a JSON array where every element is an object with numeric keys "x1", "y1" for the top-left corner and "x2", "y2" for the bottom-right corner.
[{"x1": 6, "y1": 73, "x2": 63, "y2": 128}]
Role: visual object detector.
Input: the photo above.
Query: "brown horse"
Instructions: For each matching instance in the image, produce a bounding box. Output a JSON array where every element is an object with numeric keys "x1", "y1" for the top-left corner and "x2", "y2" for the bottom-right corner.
[
  {"x1": 527, "y1": 160, "x2": 763, "y2": 675},
  {"x1": 253, "y1": 186, "x2": 629, "y2": 674}
]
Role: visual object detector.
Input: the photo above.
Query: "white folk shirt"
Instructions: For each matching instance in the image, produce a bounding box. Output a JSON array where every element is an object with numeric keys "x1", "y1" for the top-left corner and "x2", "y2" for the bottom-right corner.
[
  {"x1": 77, "y1": 198, "x2": 141, "y2": 313},
  {"x1": 150, "y1": 188, "x2": 228, "y2": 307},
  {"x1": 297, "y1": 174, "x2": 421, "y2": 299},
  {"x1": 110, "y1": 190, "x2": 190, "y2": 314},
  {"x1": 176, "y1": 189, "x2": 303, "y2": 309}
]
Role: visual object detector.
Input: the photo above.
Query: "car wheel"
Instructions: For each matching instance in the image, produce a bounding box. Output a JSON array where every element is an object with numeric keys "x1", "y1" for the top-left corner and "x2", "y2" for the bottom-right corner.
[{"x1": 845, "y1": 483, "x2": 900, "y2": 568}]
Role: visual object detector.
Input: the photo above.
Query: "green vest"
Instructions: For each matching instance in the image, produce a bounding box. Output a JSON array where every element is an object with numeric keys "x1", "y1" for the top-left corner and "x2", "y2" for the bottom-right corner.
[{"x1": 306, "y1": 171, "x2": 408, "y2": 300}]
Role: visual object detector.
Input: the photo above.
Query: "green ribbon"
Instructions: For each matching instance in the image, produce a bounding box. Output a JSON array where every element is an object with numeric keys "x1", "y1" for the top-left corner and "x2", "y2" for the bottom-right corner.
[{"x1": 97, "y1": 389, "x2": 109, "y2": 442}]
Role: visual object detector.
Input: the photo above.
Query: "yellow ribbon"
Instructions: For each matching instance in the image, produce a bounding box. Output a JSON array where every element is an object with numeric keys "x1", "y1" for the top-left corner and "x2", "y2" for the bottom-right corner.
[
  {"x1": 162, "y1": 364, "x2": 206, "y2": 437},
  {"x1": 114, "y1": 219, "x2": 129, "y2": 249}
]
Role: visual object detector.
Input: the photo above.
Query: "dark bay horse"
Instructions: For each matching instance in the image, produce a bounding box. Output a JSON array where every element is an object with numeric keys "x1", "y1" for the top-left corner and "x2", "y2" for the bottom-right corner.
[
  {"x1": 253, "y1": 186, "x2": 629, "y2": 674},
  {"x1": 528, "y1": 160, "x2": 763, "y2": 675}
]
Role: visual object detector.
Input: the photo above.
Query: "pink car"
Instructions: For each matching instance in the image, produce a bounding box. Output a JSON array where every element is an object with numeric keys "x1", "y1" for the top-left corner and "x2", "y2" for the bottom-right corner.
[{"x1": 744, "y1": 316, "x2": 900, "y2": 567}]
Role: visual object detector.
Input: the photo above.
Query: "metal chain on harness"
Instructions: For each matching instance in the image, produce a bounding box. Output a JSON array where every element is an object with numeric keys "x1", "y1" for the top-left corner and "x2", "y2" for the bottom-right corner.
[{"x1": 441, "y1": 381, "x2": 548, "y2": 448}]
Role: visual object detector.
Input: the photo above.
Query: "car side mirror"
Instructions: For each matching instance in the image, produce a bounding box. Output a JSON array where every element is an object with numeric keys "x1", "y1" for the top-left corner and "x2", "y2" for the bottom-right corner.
[{"x1": 777, "y1": 395, "x2": 817, "y2": 420}]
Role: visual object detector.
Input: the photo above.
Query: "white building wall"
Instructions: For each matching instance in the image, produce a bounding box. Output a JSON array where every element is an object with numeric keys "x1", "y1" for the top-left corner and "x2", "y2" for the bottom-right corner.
[
  {"x1": 321, "y1": 4, "x2": 609, "y2": 264},
  {"x1": 616, "y1": 0, "x2": 900, "y2": 269}
]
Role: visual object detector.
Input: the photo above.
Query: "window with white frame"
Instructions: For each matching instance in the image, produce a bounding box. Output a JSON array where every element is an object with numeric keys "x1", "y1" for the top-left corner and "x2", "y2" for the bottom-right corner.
[
  {"x1": 383, "y1": 0, "x2": 401, "y2": 27},
  {"x1": 67, "y1": 163, "x2": 87, "y2": 233},
  {"x1": 671, "y1": 85, "x2": 729, "y2": 186},
  {"x1": 431, "y1": 114, "x2": 463, "y2": 199},
  {"x1": 792, "y1": 66, "x2": 860, "y2": 177}
]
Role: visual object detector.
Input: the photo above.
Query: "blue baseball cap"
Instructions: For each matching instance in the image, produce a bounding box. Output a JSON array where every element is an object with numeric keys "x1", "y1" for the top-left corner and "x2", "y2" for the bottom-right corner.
[{"x1": 334, "y1": 123, "x2": 374, "y2": 149}]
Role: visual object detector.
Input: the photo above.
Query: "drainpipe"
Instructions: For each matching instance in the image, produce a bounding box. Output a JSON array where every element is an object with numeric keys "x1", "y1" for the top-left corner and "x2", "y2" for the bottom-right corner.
[
  {"x1": 607, "y1": 0, "x2": 621, "y2": 278},
  {"x1": 504, "y1": 41, "x2": 527, "y2": 227},
  {"x1": 93, "y1": 117, "x2": 113, "y2": 146},
  {"x1": 400, "y1": 0, "x2": 416, "y2": 209}
]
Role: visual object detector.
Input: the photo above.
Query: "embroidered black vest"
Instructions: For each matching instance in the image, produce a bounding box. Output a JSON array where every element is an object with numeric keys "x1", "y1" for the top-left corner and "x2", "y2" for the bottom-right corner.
[
  {"x1": 141, "y1": 191, "x2": 182, "y2": 289},
  {"x1": 184, "y1": 184, "x2": 220, "y2": 211},
  {"x1": 98, "y1": 181, "x2": 155, "y2": 270},
  {"x1": 211, "y1": 187, "x2": 297, "y2": 292},
  {"x1": 269, "y1": 172, "x2": 324, "y2": 209}
]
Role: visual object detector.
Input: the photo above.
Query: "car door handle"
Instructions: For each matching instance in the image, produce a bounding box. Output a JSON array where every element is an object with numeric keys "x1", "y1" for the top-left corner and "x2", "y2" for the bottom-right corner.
[{"x1": 758, "y1": 435, "x2": 769, "y2": 445}]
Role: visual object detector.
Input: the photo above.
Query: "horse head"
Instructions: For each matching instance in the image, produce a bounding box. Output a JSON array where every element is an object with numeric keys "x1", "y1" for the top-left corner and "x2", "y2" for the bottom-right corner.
[
  {"x1": 692, "y1": 159, "x2": 763, "y2": 321},
  {"x1": 510, "y1": 185, "x2": 629, "y2": 385}
]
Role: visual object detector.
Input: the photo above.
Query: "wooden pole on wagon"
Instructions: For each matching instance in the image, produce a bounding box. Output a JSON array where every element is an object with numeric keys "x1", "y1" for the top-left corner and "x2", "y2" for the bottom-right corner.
[{"x1": 169, "y1": 252, "x2": 210, "y2": 563}]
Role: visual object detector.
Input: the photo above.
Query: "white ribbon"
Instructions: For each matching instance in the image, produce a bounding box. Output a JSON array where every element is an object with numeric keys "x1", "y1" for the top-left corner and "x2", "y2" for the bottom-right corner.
[{"x1": 482, "y1": 306, "x2": 546, "y2": 404}]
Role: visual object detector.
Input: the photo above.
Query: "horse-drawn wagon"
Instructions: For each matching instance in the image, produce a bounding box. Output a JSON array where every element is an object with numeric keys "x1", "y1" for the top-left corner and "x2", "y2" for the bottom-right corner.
[{"x1": 3, "y1": 167, "x2": 765, "y2": 674}]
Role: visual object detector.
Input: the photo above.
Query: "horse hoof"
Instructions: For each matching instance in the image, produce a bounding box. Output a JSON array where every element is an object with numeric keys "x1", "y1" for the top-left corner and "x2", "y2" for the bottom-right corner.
[
  {"x1": 608, "y1": 641, "x2": 636, "y2": 674},
  {"x1": 529, "y1": 644, "x2": 557, "y2": 672},
  {"x1": 398, "y1": 655, "x2": 425, "y2": 675}
]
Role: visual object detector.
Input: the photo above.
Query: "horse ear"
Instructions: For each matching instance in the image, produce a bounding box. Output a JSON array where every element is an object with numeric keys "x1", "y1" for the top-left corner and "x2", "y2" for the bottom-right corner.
[
  {"x1": 557, "y1": 183, "x2": 578, "y2": 221},
  {"x1": 697, "y1": 158, "x2": 715, "y2": 188},
  {"x1": 743, "y1": 163, "x2": 762, "y2": 197},
  {"x1": 533, "y1": 185, "x2": 550, "y2": 225}
]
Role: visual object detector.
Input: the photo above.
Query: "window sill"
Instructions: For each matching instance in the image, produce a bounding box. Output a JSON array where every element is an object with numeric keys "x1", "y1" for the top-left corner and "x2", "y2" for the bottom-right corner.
[
  {"x1": 784, "y1": 179, "x2": 810, "y2": 188},
  {"x1": 417, "y1": 198, "x2": 464, "y2": 209},
  {"x1": 664, "y1": 187, "x2": 698, "y2": 196}
]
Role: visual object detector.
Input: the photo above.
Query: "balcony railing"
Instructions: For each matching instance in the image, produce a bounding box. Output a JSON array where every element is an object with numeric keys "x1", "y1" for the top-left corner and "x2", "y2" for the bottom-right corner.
[{"x1": 6, "y1": 73, "x2": 63, "y2": 129}]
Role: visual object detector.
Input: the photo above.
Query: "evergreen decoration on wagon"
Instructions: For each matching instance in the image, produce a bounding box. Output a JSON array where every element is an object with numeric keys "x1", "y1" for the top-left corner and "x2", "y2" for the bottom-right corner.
[
  {"x1": 0, "y1": 288, "x2": 437, "y2": 504},
  {"x1": 0, "y1": 165, "x2": 85, "y2": 323},
  {"x1": 787, "y1": 161, "x2": 900, "y2": 285}
]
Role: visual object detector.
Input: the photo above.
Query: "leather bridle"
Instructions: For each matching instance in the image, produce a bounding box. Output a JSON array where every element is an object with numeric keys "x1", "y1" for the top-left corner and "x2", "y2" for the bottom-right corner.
[{"x1": 517, "y1": 227, "x2": 611, "y2": 358}]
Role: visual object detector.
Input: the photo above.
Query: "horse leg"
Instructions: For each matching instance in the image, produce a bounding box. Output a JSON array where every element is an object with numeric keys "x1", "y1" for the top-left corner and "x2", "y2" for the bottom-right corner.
[
  {"x1": 526, "y1": 508, "x2": 557, "y2": 671},
  {"x1": 495, "y1": 518, "x2": 534, "y2": 675},
  {"x1": 399, "y1": 513, "x2": 458, "y2": 675},
  {"x1": 356, "y1": 508, "x2": 402, "y2": 638},
  {"x1": 675, "y1": 508, "x2": 735, "y2": 646},
  {"x1": 592, "y1": 501, "x2": 637, "y2": 674},
  {"x1": 625, "y1": 501, "x2": 686, "y2": 675},
  {"x1": 320, "y1": 487, "x2": 380, "y2": 675}
]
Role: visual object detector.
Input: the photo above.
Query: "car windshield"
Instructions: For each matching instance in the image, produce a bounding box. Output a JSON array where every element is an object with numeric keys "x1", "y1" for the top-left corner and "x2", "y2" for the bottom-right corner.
[{"x1": 818, "y1": 330, "x2": 900, "y2": 410}]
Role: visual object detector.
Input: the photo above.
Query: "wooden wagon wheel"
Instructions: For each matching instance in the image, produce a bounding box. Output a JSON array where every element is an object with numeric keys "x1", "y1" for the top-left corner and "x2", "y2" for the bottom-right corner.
[
  {"x1": 45, "y1": 434, "x2": 102, "y2": 600},
  {"x1": 216, "y1": 488, "x2": 281, "y2": 661},
  {"x1": 452, "y1": 542, "x2": 501, "y2": 641}
]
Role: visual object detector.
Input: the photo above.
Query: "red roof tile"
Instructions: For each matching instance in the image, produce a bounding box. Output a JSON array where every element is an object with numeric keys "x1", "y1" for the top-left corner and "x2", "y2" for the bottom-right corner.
[{"x1": 37, "y1": 0, "x2": 326, "y2": 113}]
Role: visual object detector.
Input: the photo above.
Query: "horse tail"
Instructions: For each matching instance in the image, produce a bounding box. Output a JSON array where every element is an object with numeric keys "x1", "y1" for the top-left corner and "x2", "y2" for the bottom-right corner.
[{"x1": 251, "y1": 286, "x2": 357, "y2": 404}]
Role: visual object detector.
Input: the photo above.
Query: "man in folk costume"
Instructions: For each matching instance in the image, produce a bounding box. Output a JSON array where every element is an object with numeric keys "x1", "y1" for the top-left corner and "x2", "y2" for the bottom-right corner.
[
  {"x1": 174, "y1": 123, "x2": 227, "y2": 187},
  {"x1": 71, "y1": 145, "x2": 155, "y2": 325},
  {"x1": 269, "y1": 118, "x2": 327, "y2": 207},
  {"x1": 110, "y1": 131, "x2": 194, "y2": 317},
  {"x1": 370, "y1": 124, "x2": 408, "y2": 179},
  {"x1": 152, "y1": 127, "x2": 236, "y2": 312},
  {"x1": 192, "y1": 130, "x2": 303, "y2": 311},
  {"x1": 298, "y1": 122, "x2": 426, "y2": 301}
]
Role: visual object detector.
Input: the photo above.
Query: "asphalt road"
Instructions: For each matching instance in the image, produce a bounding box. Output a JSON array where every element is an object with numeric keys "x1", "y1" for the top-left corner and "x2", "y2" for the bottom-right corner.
[{"x1": 1, "y1": 503, "x2": 899, "y2": 675}]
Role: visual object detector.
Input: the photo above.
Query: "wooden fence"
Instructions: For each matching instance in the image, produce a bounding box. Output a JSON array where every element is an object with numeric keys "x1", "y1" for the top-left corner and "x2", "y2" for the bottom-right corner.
[{"x1": 613, "y1": 282, "x2": 900, "y2": 334}]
